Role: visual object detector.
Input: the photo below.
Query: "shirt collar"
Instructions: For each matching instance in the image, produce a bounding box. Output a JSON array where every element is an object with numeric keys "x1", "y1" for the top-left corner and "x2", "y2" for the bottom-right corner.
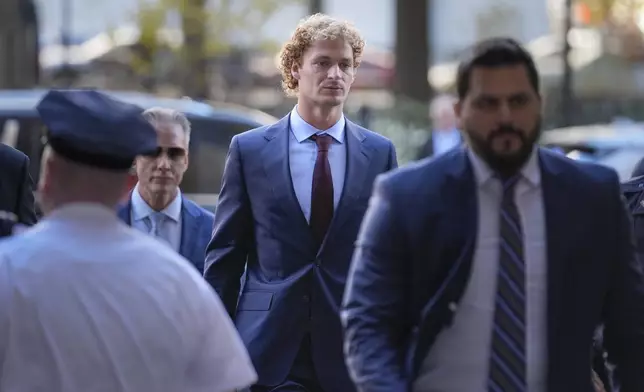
[
  {"x1": 131, "y1": 183, "x2": 182, "y2": 222},
  {"x1": 468, "y1": 147, "x2": 541, "y2": 188},
  {"x1": 46, "y1": 202, "x2": 120, "y2": 223},
  {"x1": 289, "y1": 105, "x2": 345, "y2": 144}
]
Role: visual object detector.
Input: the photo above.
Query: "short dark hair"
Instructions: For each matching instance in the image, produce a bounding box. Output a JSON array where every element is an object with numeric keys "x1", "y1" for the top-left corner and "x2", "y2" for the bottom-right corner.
[{"x1": 456, "y1": 37, "x2": 540, "y2": 99}]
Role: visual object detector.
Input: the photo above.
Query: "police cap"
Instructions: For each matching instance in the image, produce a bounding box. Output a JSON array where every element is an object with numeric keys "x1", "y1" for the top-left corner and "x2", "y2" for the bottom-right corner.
[{"x1": 36, "y1": 89, "x2": 158, "y2": 170}]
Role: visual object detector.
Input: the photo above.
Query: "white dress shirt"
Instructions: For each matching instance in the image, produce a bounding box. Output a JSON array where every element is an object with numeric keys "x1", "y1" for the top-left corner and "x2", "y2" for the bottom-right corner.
[
  {"x1": 289, "y1": 106, "x2": 346, "y2": 221},
  {"x1": 131, "y1": 183, "x2": 182, "y2": 252},
  {"x1": 0, "y1": 203, "x2": 257, "y2": 392},
  {"x1": 413, "y1": 149, "x2": 547, "y2": 392}
]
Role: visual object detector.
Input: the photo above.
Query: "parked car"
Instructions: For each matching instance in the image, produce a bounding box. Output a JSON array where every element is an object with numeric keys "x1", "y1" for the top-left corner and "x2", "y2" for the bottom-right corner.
[
  {"x1": 540, "y1": 122, "x2": 644, "y2": 181},
  {"x1": 0, "y1": 89, "x2": 278, "y2": 212}
]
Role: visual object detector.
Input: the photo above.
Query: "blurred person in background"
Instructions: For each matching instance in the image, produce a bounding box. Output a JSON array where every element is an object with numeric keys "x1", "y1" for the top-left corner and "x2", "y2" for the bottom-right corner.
[
  {"x1": 117, "y1": 107, "x2": 214, "y2": 274},
  {"x1": 204, "y1": 13, "x2": 397, "y2": 392},
  {"x1": 342, "y1": 37, "x2": 644, "y2": 392},
  {"x1": 415, "y1": 94, "x2": 463, "y2": 159},
  {"x1": 0, "y1": 90, "x2": 256, "y2": 392},
  {"x1": 0, "y1": 143, "x2": 36, "y2": 225}
]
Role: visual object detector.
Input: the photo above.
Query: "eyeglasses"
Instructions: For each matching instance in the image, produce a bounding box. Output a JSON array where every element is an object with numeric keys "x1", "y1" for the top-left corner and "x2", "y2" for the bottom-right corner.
[{"x1": 143, "y1": 147, "x2": 186, "y2": 160}]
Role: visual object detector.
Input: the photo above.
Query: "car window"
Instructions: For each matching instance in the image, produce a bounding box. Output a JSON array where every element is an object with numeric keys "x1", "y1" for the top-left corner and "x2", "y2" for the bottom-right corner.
[
  {"x1": 0, "y1": 112, "x2": 263, "y2": 202},
  {"x1": 182, "y1": 118, "x2": 259, "y2": 194}
]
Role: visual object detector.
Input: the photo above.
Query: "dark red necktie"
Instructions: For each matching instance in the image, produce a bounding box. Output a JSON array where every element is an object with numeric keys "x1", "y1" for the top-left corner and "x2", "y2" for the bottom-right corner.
[{"x1": 310, "y1": 134, "x2": 334, "y2": 246}]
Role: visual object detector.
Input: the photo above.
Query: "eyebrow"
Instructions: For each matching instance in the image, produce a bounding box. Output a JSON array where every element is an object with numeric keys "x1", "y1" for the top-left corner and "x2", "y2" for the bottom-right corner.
[
  {"x1": 477, "y1": 92, "x2": 530, "y2": 99},
  {"x1": 313, "y1": 55, "x2": 352, "y2": 62}
]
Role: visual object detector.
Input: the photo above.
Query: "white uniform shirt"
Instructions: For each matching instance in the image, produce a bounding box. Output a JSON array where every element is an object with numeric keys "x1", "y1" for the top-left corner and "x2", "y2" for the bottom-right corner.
[{"x1": 0, "y1": 203, "x2": 257, "y2": 392}]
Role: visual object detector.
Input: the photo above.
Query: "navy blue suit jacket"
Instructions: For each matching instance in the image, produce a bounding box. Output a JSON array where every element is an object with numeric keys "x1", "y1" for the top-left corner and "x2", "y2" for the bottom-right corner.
[
  {"x1": 117, "y1": 196, "x2": 214, "y2": 273},
  {"x1": 342, "y1": 147, "x2": 644, "y2": 392},
  {"x1": 204, "y1": 114, "x2": 397, "y2": 390}
]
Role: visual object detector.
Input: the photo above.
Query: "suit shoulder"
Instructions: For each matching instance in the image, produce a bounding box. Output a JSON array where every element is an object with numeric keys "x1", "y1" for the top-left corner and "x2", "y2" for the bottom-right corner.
[
  {"x1": 182, "y1": 197, "x2": 214, "y2": 221},
  {"x1": 375, "y1": 150, "x2": 457, "y2": 194},
  {"x1": 116, "y1": 199, "x2": 129, "y2": 214},
  {"x1": 0, "y1": 144, "x2": 28, "y2": 168},
  {"x1": 230, "y1": 123, "x2": 280, "y2": 157},
  {"x1": 352, "y1": 122, "x2": 393, "y2": 146},
  {"x1": 542, "y1": 149, "x2": 618, "y2": 185},
  {"x1": 233, "y1": 123, "x2": 273, "y2": 142}
]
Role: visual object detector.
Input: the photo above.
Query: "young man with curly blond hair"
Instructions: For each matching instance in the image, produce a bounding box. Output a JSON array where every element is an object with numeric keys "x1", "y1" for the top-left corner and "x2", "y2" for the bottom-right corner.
[{"x1": 204, "y1": 13, "x2": 397, "y2": 392}]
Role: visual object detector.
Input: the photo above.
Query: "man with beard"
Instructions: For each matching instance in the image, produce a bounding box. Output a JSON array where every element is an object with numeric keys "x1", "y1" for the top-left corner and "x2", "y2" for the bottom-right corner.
[{"x1": 341, "y1": 37, "x2": 644, "y2": 392}]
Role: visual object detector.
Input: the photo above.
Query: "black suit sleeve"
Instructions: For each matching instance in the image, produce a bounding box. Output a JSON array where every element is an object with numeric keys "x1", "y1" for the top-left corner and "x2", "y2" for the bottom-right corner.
[
  {"x1": 203, "y1": 136, "x2": 252, "y2": 318},
  {"x1": 603, "y1": 174, "x2": 644, "y2": 391},
  {"x1": 15, "y1": 154, "x2": 36, "y2": 225}
]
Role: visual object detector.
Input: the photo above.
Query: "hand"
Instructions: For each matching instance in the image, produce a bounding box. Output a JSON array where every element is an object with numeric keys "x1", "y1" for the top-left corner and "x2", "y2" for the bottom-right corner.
[{"x1": 592, "y1": 370, "x2": 606, "y2": 392}]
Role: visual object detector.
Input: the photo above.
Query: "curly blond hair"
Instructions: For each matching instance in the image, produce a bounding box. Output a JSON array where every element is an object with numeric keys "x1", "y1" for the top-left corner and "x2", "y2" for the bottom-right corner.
[{"x1": 278, "y1": 13, "x2": 366, "y2": 97}]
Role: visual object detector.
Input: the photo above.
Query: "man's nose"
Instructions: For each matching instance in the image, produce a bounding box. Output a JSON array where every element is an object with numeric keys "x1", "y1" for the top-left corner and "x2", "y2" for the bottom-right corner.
[
  {"x1": 327, "y1": 64, "x2": 342, "y2": 79},
  {"x1": 156, "y1": 154, "x2": 171, "y2": 169},
  {"x1": 498, "y1": 102, "x2": 512, "y2": 122}
]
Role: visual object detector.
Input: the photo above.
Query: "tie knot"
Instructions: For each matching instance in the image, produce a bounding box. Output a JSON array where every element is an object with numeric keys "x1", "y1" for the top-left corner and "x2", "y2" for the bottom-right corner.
[
  {"x1": 311, "y1": 134, "x2": 332, "y2": 152},
  {"x1": 148, "y1": 212, "x2": 166, "y2": 227},
  {"x1": 499, "y1": 174, "x2": 521, "y2": 198}
]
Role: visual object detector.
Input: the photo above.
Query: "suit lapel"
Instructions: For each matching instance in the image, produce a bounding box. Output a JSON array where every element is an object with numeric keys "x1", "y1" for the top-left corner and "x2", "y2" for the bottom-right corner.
[
  {"x1": 322, "y1": 121, "x2": 372, "y2": 244},
  {"x1": 411, "y1": 148, "x2": 478, "y2": 375},
  {"x1": 117, "y1": 196, "x2": 132, "y2": 224},
  {"x1": 442, "y1": 148, "x2": 478, "y2": 287},
  {"x1": 261, "y1": 114, "x2": 314, "y2": 249},
  {"x1": 179, "y1": 198, "x2": 200, "y2": 263},
  {"x1": 539, "y1": 150, "x2": 573, "y2": 369},
  {"x1": 445, "y1": 148, "x2": 478, "y2": 251}
]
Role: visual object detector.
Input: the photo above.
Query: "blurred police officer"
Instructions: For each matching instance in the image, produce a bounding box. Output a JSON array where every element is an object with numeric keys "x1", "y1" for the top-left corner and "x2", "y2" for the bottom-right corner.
[{"x1": 0, "y1": 90, "x2": 256, "y2": 392}]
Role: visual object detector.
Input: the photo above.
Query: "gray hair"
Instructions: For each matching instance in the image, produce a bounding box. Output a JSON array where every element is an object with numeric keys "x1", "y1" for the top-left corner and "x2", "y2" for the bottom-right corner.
[
  {"x1": 429, "y1": 94, "x2": 456, "y2": 119},
  {"x1": 142, "y1": 107, "x2": 191, "y2": 146}
]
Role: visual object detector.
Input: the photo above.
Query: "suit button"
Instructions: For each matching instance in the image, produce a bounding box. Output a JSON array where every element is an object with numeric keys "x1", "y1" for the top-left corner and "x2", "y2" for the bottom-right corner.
[
  {"x1": 302, "y1": 295, "x2": 310, "y2": 302},
  {"x1": 315, "y1": 259, "x2": 321, "y2": 266},
  {"x1": 448, "y1": 302, "x2": 458, "y2": 312}
]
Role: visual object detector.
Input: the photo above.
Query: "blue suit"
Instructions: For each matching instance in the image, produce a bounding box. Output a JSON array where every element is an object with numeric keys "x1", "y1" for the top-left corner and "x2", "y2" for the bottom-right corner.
[
  {"x1": 204, "y1": 114, "x2": 397, "y2": 391},
  {"x1": 342, "y1": 147, "x2": 644, "y2": 392},
  {"x1": 117, "y1": 196, "x2": 214, "y2": 273}
]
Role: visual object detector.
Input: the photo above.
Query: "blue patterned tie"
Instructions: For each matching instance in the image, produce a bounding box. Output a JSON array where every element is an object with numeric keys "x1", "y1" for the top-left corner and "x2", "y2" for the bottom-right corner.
[
  {"x1": 147, "y1": 212, "x2": 168, "y2": 243},
  {"x1": 488, "y1": 175, "x2": 527, "y2": 392}
]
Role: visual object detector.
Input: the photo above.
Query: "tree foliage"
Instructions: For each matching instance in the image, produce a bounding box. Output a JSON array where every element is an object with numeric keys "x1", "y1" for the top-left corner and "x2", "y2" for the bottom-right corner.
[
  {"x1": 577, "y1": 0, "x2": 644, "y2": 25},
  {"x1": 132, "y1": 0, "x2": 301, "y2": 95}
]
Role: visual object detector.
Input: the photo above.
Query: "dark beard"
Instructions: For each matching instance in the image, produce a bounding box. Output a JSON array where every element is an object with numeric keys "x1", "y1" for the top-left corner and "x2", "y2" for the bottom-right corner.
[{"x1": 466, "y1": 121, "x2": 541, "y2": 177}]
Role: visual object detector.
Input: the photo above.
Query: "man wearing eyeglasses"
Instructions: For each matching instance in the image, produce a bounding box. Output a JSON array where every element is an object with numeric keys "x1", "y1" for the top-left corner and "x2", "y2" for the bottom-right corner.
[{"x1": 117, "y1": 107, "x2": 214, "y2": 274}]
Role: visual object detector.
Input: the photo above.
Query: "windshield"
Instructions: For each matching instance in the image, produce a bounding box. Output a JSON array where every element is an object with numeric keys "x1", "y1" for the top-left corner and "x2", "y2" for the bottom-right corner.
[{"x1": 0, "y1": 115, "x2": 260, "y2": 196}]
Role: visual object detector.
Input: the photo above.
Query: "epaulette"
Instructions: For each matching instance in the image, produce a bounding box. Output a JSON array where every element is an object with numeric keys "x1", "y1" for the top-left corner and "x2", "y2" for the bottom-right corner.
[
  {"x1": 622, "y1": 175, "x2": 644, "y2": 214},
  {"x1": 621, "y1": 175, "x2": 644, "y2": 193}
]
